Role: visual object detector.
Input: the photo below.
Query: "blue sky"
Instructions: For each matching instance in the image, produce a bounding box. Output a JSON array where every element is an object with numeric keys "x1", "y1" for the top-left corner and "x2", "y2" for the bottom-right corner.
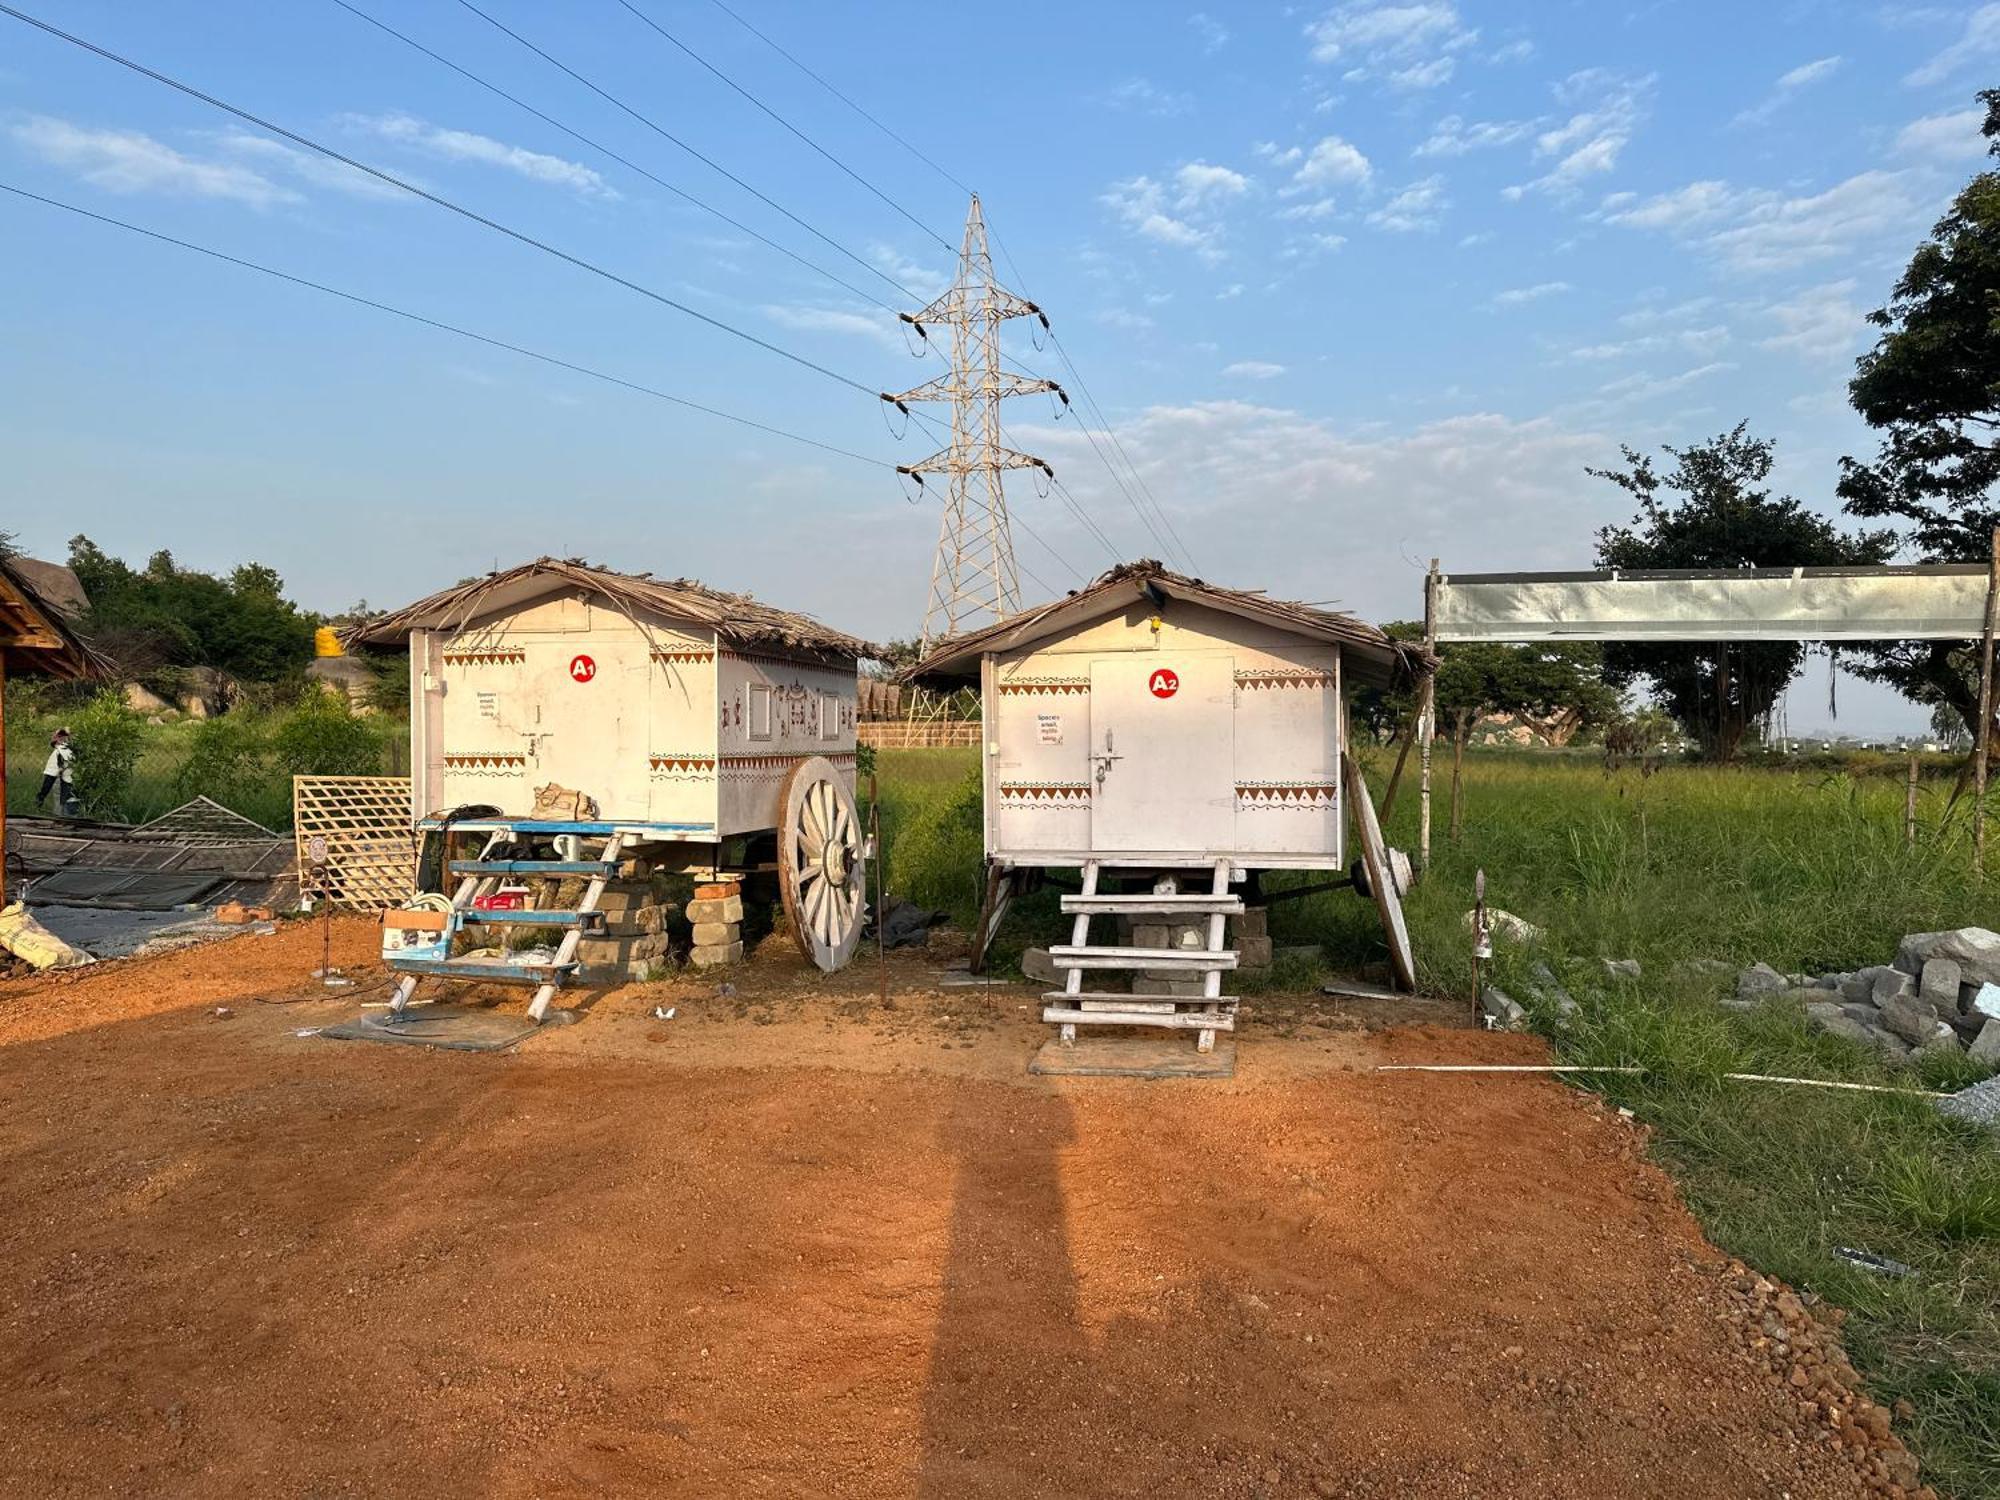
[{"x1": 4, "y1": 1, "x2": 1998, "y2": 733}]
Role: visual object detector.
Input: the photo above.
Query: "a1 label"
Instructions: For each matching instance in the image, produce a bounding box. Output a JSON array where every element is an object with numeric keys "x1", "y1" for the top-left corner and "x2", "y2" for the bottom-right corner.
[{"x1": 569, "y1": 654, "x2": 597, "y2": 683}]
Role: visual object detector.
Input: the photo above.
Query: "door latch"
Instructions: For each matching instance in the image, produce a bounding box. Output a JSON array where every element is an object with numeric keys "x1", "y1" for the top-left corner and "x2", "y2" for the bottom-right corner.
[{"x1": 1091, "y1": 730, "x2": 1123, "y2": 789}]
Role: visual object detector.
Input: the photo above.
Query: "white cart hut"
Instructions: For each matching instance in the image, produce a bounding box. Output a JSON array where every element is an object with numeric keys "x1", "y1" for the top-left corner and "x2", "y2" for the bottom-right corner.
[
  {"x1": 904, "y1": 561, "x2": 1426, "y2": 1059},
  {"x1": 347, "y1": 557, "x2": 875, "y2": 1020}
]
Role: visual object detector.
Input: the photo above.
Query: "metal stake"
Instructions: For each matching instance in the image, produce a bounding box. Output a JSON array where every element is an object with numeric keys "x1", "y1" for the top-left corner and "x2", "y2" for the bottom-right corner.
[{"x1": 1977, "y1": 526, "x2": 1999, "y2": 876}]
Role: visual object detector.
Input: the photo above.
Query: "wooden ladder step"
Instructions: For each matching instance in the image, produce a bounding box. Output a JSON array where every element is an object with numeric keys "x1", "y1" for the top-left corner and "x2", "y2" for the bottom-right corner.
[
  {"x1": 449, "y1": 859, "x2": 620, "y2": 876},
  {"x1": 457, "y1": 909, "x2": 605, "y2": 928},
  {"x1": 1059, "y1": 894, "x2": 1245, "y2": 915},
  {"x1": 1041, "y1": 1005, "x2": 1237, "y2": 1032},
  {"x1": 385, "y1": 955, "x2": 579, "y2": 984},
  {"x1": 1048, "y1": 945, "x2": 1238, "y2": 970},
  {"x1": 1044, "y1": 991, "x2": 1239, "y2": 1009}
]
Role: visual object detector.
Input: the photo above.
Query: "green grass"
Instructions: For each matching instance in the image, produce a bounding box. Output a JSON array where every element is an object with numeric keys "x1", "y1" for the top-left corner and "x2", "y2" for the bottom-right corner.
[{"x1": 869, "y1": 745, "x2": 2000, "y2": 1497}]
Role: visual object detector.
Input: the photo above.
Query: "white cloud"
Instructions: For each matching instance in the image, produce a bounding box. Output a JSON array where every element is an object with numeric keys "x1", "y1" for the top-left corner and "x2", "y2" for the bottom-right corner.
[
  {"x1": 1293, "y1": 135, "x2": 1373, "y2": 188},
  {"x1": 1905, "y1": 3, "x2": 2000, "y2": 86},
  {"x1": 1756, "y1": 279, "x2": 1866, "y2": 363},
  {"x1": 1896, "y1": 108, "x2": 1988, "y2": 160},
  {"x1": 1505, "y1": 70, "x2": 1651, "y2": 200},
  {"x1": 1732, "y1": 55, "x2": 1842, "y2": 128},
  {"x1": 1568, "y1": 325, "x2": 1730, "y2": 361},
  {"x1": 1217, "y1": 283, "x2": 1245, "y2": 300},
  {"x1": 1175, "y1": 160, "x2": 1250, "y2": 205},
  {"x1": 213, "y1": 132, "x2": 406, "y2": 200},
  {"x1": 1305, "y1": 2, "x2": 1479, "y2": 89},
  {"x1": 347, "y1": 113, "x2": 615, "y2": 199},
  {"x1": 1415, "y1": 114, "x2": 1539, "y2": 157},
  {"x1": 1223, "y1": 360, "x2": 1288, "y2": 379},
  {"x1": 1104, "y1": 78, "x2": 1194, "y2": 117},
  {"x1": 1189, "y1": 12, "x2": 1230, "y2": 52},
  {"x1": 1279, "y1": 197, "x2": 1341, "y2": 221},
  {"x1": 1094, "y1": 306, "x2": 1156, "y2": 330},
  {"x1": 1603, "y1": 180, "x2": 1746, "y2": 230},
  {"x1": 868, "y1": 243, "x2": 948, "y2": 301},
  {"x1": 1366, "y1": 174, "x2": 1447, "y2": 232},
  {"x1": 11, "y1": 115, "x2": 299, "y2": 208},
  {"x1": 1018, "y1": 399, "x2": 1615, "y2": 619},
  {"x1": 1617, "y1": 295, "x2": 1716, "y2": 329},
  {"x1": 1489, "y1": 38, "x2": 1535, "y2": 64},
  {"x1": 1253, "y1": 141, "x2": 1304, "y2": 167},
  {"x1": 1777, "y1": 55, "x2": 1842, "y2": 89},
  {"x1": 761, "y1": 304, "x2": 903, "y2": 350},
  {"x1": 1595, "y1": 361, "x2": 1736, "y2": 403},
  {"x1": 1458, "y1": 230, "x2": 1495, "y2": 248},
  {"x1": 1492, "y1": 280, "x2": 1570, "y2": 306},
  {"x1": 1607, "y1": 169, "x2": 1924, "y2": 274}
]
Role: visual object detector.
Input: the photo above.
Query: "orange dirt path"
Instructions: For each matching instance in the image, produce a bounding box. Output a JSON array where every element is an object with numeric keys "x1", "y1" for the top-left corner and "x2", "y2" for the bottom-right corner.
[{"x1": 0, "y1": 920, "x2": 1883, "y2": 1497}]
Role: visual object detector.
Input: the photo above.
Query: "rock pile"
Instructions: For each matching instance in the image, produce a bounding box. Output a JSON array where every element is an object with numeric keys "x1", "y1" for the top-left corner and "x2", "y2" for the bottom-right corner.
[
  {"x1": 1735, "y1": 927, "x2": 2000, "y2": 1065},
  {"x1": 1720, "y1": 1261, "x2": 1934, "y2": 1499}
]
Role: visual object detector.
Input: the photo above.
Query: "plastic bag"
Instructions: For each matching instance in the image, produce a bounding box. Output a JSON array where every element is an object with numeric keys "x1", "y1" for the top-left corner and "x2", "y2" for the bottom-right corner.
[{"x1": 0, "y1": 902, "x2": 96, "y2": 970}]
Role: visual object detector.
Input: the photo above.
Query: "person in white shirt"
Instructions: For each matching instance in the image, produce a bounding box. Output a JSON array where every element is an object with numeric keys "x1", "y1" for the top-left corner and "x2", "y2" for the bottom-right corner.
[{"x1": 38, "y1": 728, "x2": 79, "y2": 817}]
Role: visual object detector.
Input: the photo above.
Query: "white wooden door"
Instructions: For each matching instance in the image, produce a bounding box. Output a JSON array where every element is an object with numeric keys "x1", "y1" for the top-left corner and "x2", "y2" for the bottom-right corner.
[
  {"x1": 1089, "y1": 653, "x2": 1235, "y2": 852},
  {"x1": 530, "y1": 639, "x2": 649, "y2": 815}
]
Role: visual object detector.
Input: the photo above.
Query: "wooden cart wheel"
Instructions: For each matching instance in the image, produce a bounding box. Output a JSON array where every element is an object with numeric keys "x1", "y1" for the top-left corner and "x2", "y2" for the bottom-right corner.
[{"x1": 778, "y1": 756, "x2": 866, "y2": 972}]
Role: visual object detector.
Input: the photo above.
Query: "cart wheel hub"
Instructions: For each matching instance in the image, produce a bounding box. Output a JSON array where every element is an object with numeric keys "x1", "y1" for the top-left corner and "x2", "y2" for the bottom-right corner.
[{"x1": 821, "y1": 841, "x2": 853, "y2": 885}]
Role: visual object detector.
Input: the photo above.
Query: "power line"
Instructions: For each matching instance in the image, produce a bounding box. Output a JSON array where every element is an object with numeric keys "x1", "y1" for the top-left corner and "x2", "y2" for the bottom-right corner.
[
  {"x1": 329, "y1": 0, "x2": 912, "y2": 321},
  {"x1": 0, "y1": 181, "x2": 893, "y2": 470},
  {"x1": 613, "y1": 0, "x2": 952, "y2": 253},
  {"x1": 0, "y1": 2, "x2": 887, "y2": 400},
  {"x1": 698, "y1": 2, "x2": 1191, "y2": 570},
  {"x1": 451, "y1": 0, "x2": 923, "y2": 307},
  {"x1": 703, "y1": 0, "x2": 974, "y2": 199}
]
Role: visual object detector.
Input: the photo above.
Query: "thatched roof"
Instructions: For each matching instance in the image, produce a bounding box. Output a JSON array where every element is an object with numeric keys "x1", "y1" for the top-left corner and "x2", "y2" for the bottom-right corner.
[
  {"x1": 344, "y1": 557, "x2": 874, "y2": 662},
  {"x1": 1, "y1": 554, "x2": 108, "y2": 681},
  {"x1": 902, "y1": 560, "x2": 1429, "y2": 690}
]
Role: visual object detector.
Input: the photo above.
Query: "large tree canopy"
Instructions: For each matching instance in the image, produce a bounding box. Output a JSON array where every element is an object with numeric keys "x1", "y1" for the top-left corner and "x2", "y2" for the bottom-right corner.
[
  {"x1": 67, "y1": 536, "x2": 316, "y2": 684},
  {"x1": 1838, "y1": 89, "x2": 2000, "y2": 736},
  {"x1": 1593, "y1": 424, "x2": 1891, "y2": 761}
]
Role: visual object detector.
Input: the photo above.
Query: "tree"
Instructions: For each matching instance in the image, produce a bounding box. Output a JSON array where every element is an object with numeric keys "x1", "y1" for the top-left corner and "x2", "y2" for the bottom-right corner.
[
  {"x1": 1592, "y1": 424, "x2": 1892, "y2": 761},
  {"x1": 64, "y1": 535, "x2": 317, "y2": 686},
  {"x1": 1838, "y1": 89, "x2": 2000, "y2": 739}
]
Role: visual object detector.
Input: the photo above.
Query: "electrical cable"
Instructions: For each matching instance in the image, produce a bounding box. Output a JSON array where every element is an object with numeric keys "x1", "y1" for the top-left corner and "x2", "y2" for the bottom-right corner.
[
  {"x1": 328, "y1": 0, "x2": 917, "y2": 323},
  {"x1": 0, "y1": 3, "x2": 889, "y2": 400},
  {"x1": 0, "y1": 181, "x2": 896, "y2": 471},
  {"x1": 450, "y1": 0, "x2": 925, "y2": 306},
  {"x1": 613, "y1": 0, "x2": 952, "y2": 252},
  {"x1": 703, "y1": 0, "x2": 975, "y2": 199}
]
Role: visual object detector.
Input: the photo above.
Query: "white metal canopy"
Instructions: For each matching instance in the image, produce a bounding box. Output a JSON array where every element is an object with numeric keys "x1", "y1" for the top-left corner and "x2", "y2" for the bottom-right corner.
[{"x1": 1432, "y1": 565, "x2": 1990, "y2": 644}]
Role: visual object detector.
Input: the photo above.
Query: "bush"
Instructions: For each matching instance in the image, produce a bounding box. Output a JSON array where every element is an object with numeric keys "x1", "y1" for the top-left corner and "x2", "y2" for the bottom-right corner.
[
  {"x1": 887, "y1": 761, "x2": 986, "y2": 922},
  {"x1": 272, "y1": 692, "x2": 383, "y2": 778},
  {"x1": 65, "y1": 691, "x2": 146, "y2": 819}
]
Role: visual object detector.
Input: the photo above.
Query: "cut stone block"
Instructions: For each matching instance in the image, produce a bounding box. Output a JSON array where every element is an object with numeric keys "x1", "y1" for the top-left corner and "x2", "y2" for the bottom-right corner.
[
  {"x1": 1896, "y1": 927, "x2": 2000, "y2": 985},
  {"x1": 1869, "y1": 967, "x2": 1916, "y2": 1006},
  {"x1": 1879, "y1": 993, "x2": 1936, "y2": 1046},
  {"x1": 686, "y1": 895, "x2": 745, "y2": 925},
  {"x1": 1022, "y1": 947, "x2": 1061, "y2": 985},
  {"x1": 1920, "y1": 958, "x2": 1963, "y2": 1017},
  {"x1": 1231, "y1": 907, "x2": 1269, "y2": 940},
  {"x1": 689, "y1": 939, "x2": 744, "y2": 968},
  {"x1": 1479, "y1": 986, "x2": 1527, "y2": 1031},
  {"x1": 1235, "y1": 935, "x2": 1273, "y2": 970},
  {"x1": 599, "y1": 904, "x2": 666, "y2": 937},
  {"x1": 1738, "y1": 963, "x2": 1787, "y2": 1000},
  {"x1": 576, "y1": 931, "x2": 671, "y2": 963},
  {"x1": 1969, "y1": 1017, "x2": 2000, "y2": 1065},
  {"x1": 1136, "y1": 972, "x2": 1208, "y2": 997},
  {"x1": 691, "y1": 920, "x2": 741, "y2": 947}
]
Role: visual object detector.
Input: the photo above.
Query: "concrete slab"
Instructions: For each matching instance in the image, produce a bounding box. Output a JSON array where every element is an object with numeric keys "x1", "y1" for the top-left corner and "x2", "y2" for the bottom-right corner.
[
  {"x1": 319, "y1": 1005, "x2": 563, "y2": 1052},
  {"x1": 30, "y1": 903, "x2": 252, "y2": 960},
  {"x1": 1028, "y1": 1036, "x2": 1236, "y2": 1079}
]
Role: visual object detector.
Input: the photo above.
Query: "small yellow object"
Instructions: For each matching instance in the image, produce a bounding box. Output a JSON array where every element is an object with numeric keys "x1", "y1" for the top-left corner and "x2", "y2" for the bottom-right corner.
[
  {"x1": 1149, "y1": 615, "x2": 1162, "y2": 635},
  {"x1": 314, "y1": 625, "x2": 345, "y2": 658}
]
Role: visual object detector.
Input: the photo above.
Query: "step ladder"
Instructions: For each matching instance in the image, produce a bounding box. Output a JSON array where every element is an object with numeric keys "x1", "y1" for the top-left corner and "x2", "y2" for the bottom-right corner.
[
  {"x1": 386, "y1": 829, "x2": 628, "y2": 1024},
  {"x1": 1043, "y1": 859, "x2": 1241, "y2": 1054}
]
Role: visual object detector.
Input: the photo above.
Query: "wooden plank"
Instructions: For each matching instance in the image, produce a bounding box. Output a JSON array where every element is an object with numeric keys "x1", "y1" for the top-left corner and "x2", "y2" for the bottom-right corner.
[
  {"x1": 1049, "y1": 945, "x2": 1237, "y2": 969},
  {"x1": 1058, "y1": 894, "x2": 1244, "y2": 914},
  {"x1": 1042, "y1": 1006, "x2": 1236, "y2": 1031},
  {"x1": 1046, "y1": 990, "x2": 1240, "y2": 1008}
]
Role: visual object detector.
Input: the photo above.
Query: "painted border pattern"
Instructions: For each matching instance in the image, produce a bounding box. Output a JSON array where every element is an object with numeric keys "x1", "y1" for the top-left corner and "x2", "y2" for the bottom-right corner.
[
  {"x1": 1236, "y1": 780, "x2": 1338, "y2": 805},
  {"x1": 444, "y1": 648, "x2": 526, "y2": 667},
  {"x1": 996, "y1": 676, "x2": 1090, "y2": 696},
  {"x1": 1234, "y1": 668, "x2": 1335, "y2": 691},
  {"x1": 651, "y1": 647, "x2": 716, "y2": 665},
  {"x1": 649, "y1": 754, "x2": 717, "y2": 774},
  {"x1": 444, "y1": 751, "x2": 529, "y2": 772},
  {"x1": 999, "y1": 781, "x2": 1093, "y2": 803}
]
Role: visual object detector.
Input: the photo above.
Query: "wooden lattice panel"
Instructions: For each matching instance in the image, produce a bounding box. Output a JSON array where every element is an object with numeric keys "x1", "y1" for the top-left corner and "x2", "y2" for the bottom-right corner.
[{"x1": 292, "y1": 775, "x2": 416, "y2": 911}]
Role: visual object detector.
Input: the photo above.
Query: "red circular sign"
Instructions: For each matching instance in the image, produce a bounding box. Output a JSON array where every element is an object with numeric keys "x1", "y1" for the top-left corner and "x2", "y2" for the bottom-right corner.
[
  {"x1": 569, "y1": 654, "x2": 596, "y2": 683},
  {"x1": 1149, "y1": 668, "x2": 1179, "y2": 699}
]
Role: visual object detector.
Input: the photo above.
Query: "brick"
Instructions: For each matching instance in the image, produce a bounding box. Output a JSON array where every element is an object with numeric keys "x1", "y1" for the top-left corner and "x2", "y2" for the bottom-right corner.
[
  {"x1": 694, "y1": 881, "x2": 741, "y2": 901},
  {"x1": 690, "y1": 939, "x2": 744, "y2": 968},
  {"x1": 691, "y1": 920, "x2": 742, "y2": 947},
  {"x1": 686, "y1": 895, "x2": 745, "y2": 924},
  {"x1": 591, "y1": 887, "x2": 659, "y2": 914}
]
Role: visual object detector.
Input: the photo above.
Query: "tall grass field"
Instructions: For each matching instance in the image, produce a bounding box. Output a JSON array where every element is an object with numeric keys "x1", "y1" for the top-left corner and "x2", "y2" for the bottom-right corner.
[{"x1": 877, "y1": 746, "x2": 2000, "y2": 1497}]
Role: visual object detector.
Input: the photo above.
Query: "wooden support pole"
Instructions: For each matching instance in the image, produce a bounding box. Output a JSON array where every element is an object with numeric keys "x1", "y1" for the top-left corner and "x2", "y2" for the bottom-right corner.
[
  {"x1": 1380, "y1": 698, "x2": 1420, "y2": 821},
  {"x1": 1418, "y1": 559, "x2": 1438, "y2": 871},
  {"x1": 1448, "y1": 711, "x2": 1468, "y2": 842},
  {"x1": 1976, "y1": 527, "x2": 1999, "y2": 877},
  {"x1": 1905, "y1": 754, "x2": 1918, "y2": 851}
]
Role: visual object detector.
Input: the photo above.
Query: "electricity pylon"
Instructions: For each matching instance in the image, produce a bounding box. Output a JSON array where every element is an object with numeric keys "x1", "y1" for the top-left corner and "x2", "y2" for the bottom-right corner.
[{"x1": 892, "y1": 195, "x2": 1061, "y2": 650}]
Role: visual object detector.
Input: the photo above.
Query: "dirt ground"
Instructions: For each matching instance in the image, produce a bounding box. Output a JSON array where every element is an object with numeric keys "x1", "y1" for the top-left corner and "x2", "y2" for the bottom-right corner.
[{"x1": 0, "y1": 918, "x2": 1920, "y2": 1498}]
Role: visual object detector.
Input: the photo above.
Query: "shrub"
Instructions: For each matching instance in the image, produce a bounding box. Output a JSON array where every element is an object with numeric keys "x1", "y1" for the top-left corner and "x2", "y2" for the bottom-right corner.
[
  {"x1": 65, "y1": 691, "x2": 146, "y2": 819},
  {"x1": 272, "y1": 692, "x2": 382, "y2": 778}
]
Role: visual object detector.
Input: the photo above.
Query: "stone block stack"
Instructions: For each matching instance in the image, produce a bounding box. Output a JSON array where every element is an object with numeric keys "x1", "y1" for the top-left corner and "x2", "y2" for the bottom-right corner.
[
  {"x1": 1124, "y1": 914, "x2": 1209, "y2": 997},
  {"x1": 688, "y1": 880, "x2": 744, "y2": 968},
  {"x1": 575, "y1": 881, "x2": 675, "y2": 982}
]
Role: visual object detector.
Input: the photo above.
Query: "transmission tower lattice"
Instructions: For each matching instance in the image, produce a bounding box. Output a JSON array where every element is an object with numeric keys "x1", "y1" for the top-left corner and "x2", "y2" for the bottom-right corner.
[{"x1": 892, "y1": 195, "x2": 1062, "y2": 650}]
